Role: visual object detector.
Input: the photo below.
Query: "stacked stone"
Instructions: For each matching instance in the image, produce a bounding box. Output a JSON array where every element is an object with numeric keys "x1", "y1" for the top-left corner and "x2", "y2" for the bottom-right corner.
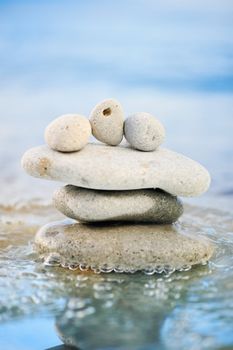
[{"x1": 22, "y1": 99, "x2": 214, "y2": 274}]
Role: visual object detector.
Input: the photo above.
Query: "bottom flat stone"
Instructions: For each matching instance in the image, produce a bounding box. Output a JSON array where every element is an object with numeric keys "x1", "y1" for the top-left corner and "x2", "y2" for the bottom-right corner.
[{"x1": 35, "y1": 220, "x2": 214, "y2": 273}]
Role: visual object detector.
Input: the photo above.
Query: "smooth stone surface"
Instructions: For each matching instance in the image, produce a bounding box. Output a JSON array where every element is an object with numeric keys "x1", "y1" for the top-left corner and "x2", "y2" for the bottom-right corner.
[
  {"x1": 35, "y1": 220, "x2": 214, "y2": 272},
  {"x1": 53, "y1": 186, "x2": 183, "y2": 223},
  {"x1": 45, "y1": 114, "x2": 91, "y2": 152},
  {"x1": 22, "y1": 143, "x2": 211, "y2": 197},
  {"x1": 90, "y1": 98, "x2": 124, "y2": 146},
  {"x1": 124, "y1": 112, "x2": 165, "y2": 151}
]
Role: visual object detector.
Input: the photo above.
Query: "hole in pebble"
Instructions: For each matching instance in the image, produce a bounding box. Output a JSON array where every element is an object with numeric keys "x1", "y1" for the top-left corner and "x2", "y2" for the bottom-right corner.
[{"x1": 103, "y1": 108, "x2": 111, "y2": 116}]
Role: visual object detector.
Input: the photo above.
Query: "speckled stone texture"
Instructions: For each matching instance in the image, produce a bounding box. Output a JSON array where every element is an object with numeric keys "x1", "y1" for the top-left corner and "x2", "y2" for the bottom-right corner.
[
  {"x1": 35, "y1": 220, "x2": 214, "y2": 272},
  {"x1": 53, "y1": 186, "x2": 183, "y2": 223},
  {"x1": 45, "y1": 114, "x2": 91, "y2": 152},
  {"x1": 22, "y1": 143, "x2": 211, "y2": 197},
  {"x1": 124, "y1": 112, "x2": 165, "y2": 151},
  {"x1": 90, "y1": 98, "x2": 124, "y2": 146}
]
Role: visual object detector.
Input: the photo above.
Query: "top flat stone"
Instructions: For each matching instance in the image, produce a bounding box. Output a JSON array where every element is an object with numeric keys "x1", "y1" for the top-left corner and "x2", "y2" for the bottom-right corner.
[{"x1": 22, "y1": 143, "x2": 211, "y2": 197}]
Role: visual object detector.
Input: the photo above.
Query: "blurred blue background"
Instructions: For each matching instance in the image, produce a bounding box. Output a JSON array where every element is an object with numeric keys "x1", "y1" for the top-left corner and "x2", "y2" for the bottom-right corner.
[
  {"x1": 1, "y1": 0, "x2": 232, "y2": 91},
  {"x1": 0, "y1": 0, "x2": 233, "y2": 202}
]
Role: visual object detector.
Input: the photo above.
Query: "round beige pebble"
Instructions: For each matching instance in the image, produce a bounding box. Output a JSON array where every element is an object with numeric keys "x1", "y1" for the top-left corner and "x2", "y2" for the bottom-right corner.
[
  {"x1": 90, "y1": 98, "x2": 124, "y2": 146},
  {"x1": 124, "y1": 112, "x2": 165, "y2": 151},
  {"x1": 45, "y1": 114, "x2": 91, "y2": 152}
]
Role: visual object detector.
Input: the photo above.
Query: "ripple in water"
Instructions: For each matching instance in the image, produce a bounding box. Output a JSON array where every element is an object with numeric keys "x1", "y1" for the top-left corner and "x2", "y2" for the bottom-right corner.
[
  {"x1": 41, "y1": 253, "x2": 193, "y2": 276},
  {"x1": 0, "y1": 202, "x2": 233, "y2": 349}
]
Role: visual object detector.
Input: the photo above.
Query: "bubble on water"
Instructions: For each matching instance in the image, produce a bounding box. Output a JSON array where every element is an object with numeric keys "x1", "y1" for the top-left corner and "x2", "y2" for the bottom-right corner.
[
  {"x1": 178, "y1": 264, "x2": 192, "y2": 272},
  {"x1": 99, "y1": 265, "x2": 114, "y2": 273},
  {"x1": 164, "y1": 265, "x2": 176, "y2": 275},
  {"x1": 61, "y1": 261, "x2": 70, "y2": 268},
  {"x1": 41, "y1": 256, "x2": 201, "y2": 277},
  {"x1": 122, "y1": 267, "x2": 137, "y2": 274},
  {"x1": 142, "y1": 264, "x2": 182, "y2": 276},
  {"x1": 154, "y1": 265, "x2": 164, "y2": 274},
  {"x1": 43, "y1": 253, "x2": 61, "y2": 267},
  {"x1": 91, "y1": 266, "x2": 101, "y2": 274},
  {"x1": 68, "y1": 263, "x2": 79, "y2": 271},
  {"x1": 114, "y1": 267, "x2": 124, "y2": 273},
  {"x1": 79, "y1": 264, "x2": 89, "y2": 271},
  {"x1": 143, "y1": 268, "x2": 157, "y2": 275}
]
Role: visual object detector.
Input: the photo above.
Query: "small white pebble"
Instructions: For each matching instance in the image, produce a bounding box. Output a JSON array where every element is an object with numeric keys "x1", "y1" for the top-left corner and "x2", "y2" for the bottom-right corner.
[
  {"x1": 45, "y1": 114, "x2": 91, "y2": 152},
  {"x1": 90, "y1": 98, "x2": 124, "y2": 146},
  {"x1": 124, "y1": 112, "x2": 165, "y2": 151}
]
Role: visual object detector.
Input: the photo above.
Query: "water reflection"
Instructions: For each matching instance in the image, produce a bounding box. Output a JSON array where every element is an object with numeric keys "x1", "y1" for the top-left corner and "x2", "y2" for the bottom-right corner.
[
  {"x1": 54, "y1": 267, "x2": 211, "y2": 350},
  {"x1": 44, "y1": 206, "x2": 233, "y2": 350}
]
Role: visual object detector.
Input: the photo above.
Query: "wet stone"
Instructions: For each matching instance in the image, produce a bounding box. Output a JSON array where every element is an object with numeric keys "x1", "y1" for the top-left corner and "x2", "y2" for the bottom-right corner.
[{"x1": 35, "y1": 220, "x2": 215, "y2": 273}]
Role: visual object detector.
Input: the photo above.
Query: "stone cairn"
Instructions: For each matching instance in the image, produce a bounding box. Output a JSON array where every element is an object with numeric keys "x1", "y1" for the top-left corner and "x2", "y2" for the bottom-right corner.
[{"x1": 22, "y1": 98, "x2": 214, "y2": 274}]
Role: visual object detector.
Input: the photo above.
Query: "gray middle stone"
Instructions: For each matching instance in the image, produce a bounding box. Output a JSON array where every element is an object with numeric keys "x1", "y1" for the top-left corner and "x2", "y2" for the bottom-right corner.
[{"x1": 53, "y1": 185, "x2": 183, "y2": 224}]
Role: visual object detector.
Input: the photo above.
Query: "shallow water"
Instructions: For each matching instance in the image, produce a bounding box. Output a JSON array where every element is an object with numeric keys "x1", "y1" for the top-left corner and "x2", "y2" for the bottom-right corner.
[{"x1": 0, "y1": 201, "x2": 233, "y2": 350}]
